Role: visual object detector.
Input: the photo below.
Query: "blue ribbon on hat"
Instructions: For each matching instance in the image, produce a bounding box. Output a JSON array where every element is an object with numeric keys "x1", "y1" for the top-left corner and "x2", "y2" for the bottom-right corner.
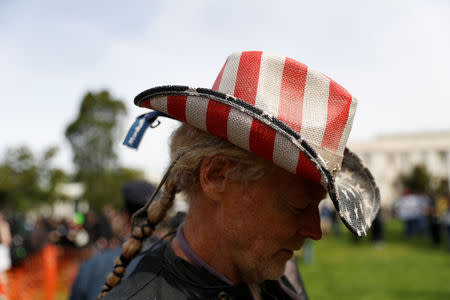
[{"x1": 123, "y1": 111, "x2": 170, "y2": 149}]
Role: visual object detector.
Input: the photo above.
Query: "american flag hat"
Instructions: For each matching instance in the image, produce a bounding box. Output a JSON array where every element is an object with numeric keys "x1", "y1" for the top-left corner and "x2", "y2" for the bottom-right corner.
[{"x1": 132, "y1": 51, "x2": 380, "y2": 237}]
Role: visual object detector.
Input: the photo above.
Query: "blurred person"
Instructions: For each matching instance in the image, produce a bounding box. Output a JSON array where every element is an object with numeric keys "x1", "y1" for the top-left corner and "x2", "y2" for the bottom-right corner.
[
  {"x1": 318, "y1": 201, "x2": 333, "y2": 235},
  {"x1": 443, "y1": 196, "x2": 450, "y2": 252},
  {"x1": 0, "y1": 213, "x2": 11, "y2": 293},
  {"x1": 55, "y1": 218, "x2": 74, "y2": 246},
  {"x1": 100, "y1": 51, "x2": 380, "y2": 299},
  {"x1": 330, "y1": 208, "x2": 341, "y2": 236},
  {"x1": 70, "y1": 180, "x2": 157, "y2": 300},
  {"x1": 108, "y1": 209, "x2": 128, "y2": 248},
  {"x1": 370, "y1": 208, "x2": 384, "y2": 248},
  {"x1": 29, "y1": 216, "x2": 50, "y2": 252},
  {"x1": 436, "y1": 194, "x2": 448, "y2": 219},
  {"x1": 83, "y1": 211, "x2": 98, "y2": 247},
  {"x1": 318, "y1": 198, "x2": 341, "y2": 237},
  {"x1": 427, "y1": 197, "x2": 442, "y2": 246},
  {"x1": 394, "y1": 190, "x2": 430, "y2": 238},
  {"x1": 92, "y1": 208, "x2": 114, "y2": 251}
]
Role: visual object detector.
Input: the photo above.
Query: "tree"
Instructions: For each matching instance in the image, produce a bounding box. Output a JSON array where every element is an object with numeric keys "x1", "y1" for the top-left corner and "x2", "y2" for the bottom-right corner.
[
  {"x1": 65, "y1": 90, "x2": 126, "y2": 178},
  {"x1": 65, "y1": 90, "x2": 146, "y2": 210},
  {"x1": 0, "y1": 146, "x2": 67, "y2": 211},
  {"x1": 397, "y1": 164, "x2": 447, "y2": 196},
  {"x1": 83, "y1": 168, "x2": 145, "y2": 211},
  {"x1": 398, "y1": 165, "x2": 432, "y2": 194}
]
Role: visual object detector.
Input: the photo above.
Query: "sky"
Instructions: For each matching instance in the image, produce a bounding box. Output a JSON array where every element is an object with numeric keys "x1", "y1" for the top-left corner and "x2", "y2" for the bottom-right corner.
[{"x1": 1, "y1": 0, "x2": 450, "y2": 181}]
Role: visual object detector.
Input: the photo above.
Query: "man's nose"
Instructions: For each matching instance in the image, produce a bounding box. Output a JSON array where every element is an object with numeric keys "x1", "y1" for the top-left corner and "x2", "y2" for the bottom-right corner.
[{"x1": 296, "y1": 205, "x2": 322, "y2": 240}]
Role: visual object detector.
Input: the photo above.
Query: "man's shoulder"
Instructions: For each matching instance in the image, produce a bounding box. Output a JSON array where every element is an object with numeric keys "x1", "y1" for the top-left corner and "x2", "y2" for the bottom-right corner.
[
  {"x1": 103, "y1": 240, "x2": 302, "y2": 300},
  {"x1": 70, "y1": 247, "x2": 122, "y2": 300},
  {"x1": 89, "y1": 247, "x2": 122, "y2": 266},
  {"x1": 103, "y1": 242, "x2": 187, "y2": 300},
  {"x1": 79, "y1": 247, "x2": 121, "y2": 279}
]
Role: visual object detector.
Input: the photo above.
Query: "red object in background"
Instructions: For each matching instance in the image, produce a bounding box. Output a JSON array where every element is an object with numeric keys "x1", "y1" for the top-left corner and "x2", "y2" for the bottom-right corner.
[
  {"x1": 6, "y1": 245, "x2": 92, "y2": 300},
  {"x1": 0, "y1": 279, "x2": 8, "y2": 299},
  {"x1": 43, "y1": 245, "x2": 57, "y2": 300}
]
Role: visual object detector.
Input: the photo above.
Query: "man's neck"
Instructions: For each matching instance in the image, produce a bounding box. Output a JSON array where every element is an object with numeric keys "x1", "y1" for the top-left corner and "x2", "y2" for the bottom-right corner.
[
  {"x1": 171, "y1": 209, "x2": 246, "y2": 284},
  {"x1": 171, "y1": 220, "x2": 235, "y2": 281}
]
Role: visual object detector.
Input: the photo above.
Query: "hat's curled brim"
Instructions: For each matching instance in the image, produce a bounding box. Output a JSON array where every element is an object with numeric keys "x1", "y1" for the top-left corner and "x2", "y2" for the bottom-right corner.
[{"x1": 134, "y1": 85, "x2": 380, "y2": 237}]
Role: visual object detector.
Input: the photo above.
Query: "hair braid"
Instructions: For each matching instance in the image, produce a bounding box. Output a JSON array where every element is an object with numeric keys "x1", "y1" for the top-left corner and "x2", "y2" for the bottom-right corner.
[{"x1": 97, "y1": 177, "x2": 177, "y2": 299}]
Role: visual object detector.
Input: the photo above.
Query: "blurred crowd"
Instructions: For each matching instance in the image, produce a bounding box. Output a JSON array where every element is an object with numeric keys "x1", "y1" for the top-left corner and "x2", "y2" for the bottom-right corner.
[
  {"x1": 2, "y1": 207, "x2": 129, "y2": 269},
  {"x1": 319, "y1": 191, "x2": 450, "y2": 250},
  {"x1": 0, "y1": 203, "x2": 187, "y2": 300},
  {"x1": 2, "y1": 204, "x2": 189, "y2": 265},
  {"x1": 394, "y1": 191, "x2": 450, "y2": 247}
]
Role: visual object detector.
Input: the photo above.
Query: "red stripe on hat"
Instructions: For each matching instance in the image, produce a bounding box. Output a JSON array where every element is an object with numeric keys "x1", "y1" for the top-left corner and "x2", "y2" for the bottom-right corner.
[
  {"x1": 233, "y1": 51, "x2": 263, "y2": 105},
  {"x1": 249, "y1": 119, "x2": 276, "y2": 162},
  {"x1": 140, "y1": 99, "x2": 152, "y2": 109},
  {"x1": 167, "y1": 95, "x2": 187, "y2": 122},
  {"x1": 206, "y1": 99, "x2": 231, "y2": 140},
  {"x1": 296, "y1": 152, "x2": 321, "y2": 182},
  {"x1": 278, "y1": 57, "x2": 308, "y2": 133},
  {"x1": 321, "y1": 80, "x2": 352, "y2": 151},
  {"x1": 212, "y1": 59, "x2": 227, "y2": 91}
]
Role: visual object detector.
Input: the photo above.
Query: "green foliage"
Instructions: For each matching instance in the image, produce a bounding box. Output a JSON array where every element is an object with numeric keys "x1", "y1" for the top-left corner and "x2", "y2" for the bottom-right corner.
[
  {"x1": 65, "y1": 90, "x2": 126, "y2": 177},
  {"x1": 1, "y1": 90, "x2": 146, "y2": 213},
  {"x1": 83, "y1": 168, "x2": 145, "y2": 211},
  {"x1": 0, "y1": 146, "x2": 67, "y2": 211}
]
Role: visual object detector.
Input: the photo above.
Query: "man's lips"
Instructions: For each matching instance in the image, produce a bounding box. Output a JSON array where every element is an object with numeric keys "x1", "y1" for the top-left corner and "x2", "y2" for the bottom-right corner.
[{"x1": 285, "y1": 240, "x2": 305, "y2": 252}]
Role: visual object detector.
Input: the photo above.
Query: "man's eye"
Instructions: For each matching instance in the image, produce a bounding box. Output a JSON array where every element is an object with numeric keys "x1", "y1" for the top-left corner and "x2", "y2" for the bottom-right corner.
[{"x1": 292, "y1": 205, "x2": 308, "y2": 214}]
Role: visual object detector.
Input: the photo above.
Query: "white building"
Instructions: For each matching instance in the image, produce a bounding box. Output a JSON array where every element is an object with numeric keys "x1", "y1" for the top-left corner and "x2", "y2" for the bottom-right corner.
[{"x1": 349, "y1": 131, "x2": 450, "y2": 207}]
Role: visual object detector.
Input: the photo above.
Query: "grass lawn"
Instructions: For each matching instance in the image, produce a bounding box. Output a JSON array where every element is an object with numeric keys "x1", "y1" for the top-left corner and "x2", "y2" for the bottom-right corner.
[{"x1": 297, "y1": 219, "x2": 450, "y2": 300}]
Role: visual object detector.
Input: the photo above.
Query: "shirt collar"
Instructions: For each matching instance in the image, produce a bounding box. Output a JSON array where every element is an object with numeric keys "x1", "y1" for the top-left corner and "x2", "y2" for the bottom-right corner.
[{"x1": 176, "y1": 224, "x2": 233, "y2": 285}]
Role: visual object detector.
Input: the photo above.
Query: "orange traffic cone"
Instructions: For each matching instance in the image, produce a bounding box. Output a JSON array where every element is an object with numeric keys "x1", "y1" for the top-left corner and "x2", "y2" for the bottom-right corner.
[{"x1": 42, "y1": 244, "x2": 57, "y2": 300}]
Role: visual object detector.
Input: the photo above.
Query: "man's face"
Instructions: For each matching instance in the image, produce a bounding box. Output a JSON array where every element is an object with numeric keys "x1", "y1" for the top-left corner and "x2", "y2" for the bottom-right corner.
[{"x1": 220, "y1": 164, "x2": 326, "y2": 283}]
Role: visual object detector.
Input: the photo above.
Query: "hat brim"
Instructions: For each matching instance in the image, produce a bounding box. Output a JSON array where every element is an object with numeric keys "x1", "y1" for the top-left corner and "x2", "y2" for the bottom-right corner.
[
  {"x1": 334, "y1": 148, "x2": 380, "y2": 236},
  {"x1": 134, "y1": 85, "x2": 380, "y2": 237}
]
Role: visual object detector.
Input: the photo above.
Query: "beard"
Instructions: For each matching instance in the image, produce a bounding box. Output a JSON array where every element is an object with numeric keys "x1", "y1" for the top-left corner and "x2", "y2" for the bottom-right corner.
[{"x1": 231, "y1": 247, "x2": 292, "y2": 283}]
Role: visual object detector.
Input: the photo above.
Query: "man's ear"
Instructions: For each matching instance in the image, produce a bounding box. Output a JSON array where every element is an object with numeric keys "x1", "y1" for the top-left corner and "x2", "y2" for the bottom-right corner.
[{"x1": 199, "y1": 155, "x2": 232, "y2": 202}]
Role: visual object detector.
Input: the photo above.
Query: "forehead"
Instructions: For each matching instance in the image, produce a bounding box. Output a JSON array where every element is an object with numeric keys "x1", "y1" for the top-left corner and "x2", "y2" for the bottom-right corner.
[{"x1": 262, "y1": 164, "x2": 327, "y2": 200}]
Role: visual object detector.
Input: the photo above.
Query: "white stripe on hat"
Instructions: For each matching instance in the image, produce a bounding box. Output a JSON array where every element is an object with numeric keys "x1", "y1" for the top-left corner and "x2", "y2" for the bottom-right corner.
[
  {"x1": 301, "y1": 69, "x2": 330, "y2": 147},
  {"x1": 254, "y1": 53, "x2": 285, "y2": 116},
  {"x1": 185, "y1": 96, "x2": 208, "y2": 131},
  {"x1": 337, "y1": 96, "x2": 358, "y2": 154},
  {"x1": 227, "y1": 107, "x2": 252, "y2": 151},
  {"x1": 273, "y1": 132, "x2": 300, "y2": 174},
  {"x1": 218, "y1": 53, "x2": 241, "y2": 95},
  {"x1": 149, "y1": 96, "x2": 168, "y2": 114}
]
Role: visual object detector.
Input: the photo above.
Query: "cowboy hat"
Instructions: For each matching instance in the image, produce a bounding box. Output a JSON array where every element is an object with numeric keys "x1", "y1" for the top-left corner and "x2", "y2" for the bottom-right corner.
[{"x1": 125, "y1": 51, "x2": 380, "y2": 237}]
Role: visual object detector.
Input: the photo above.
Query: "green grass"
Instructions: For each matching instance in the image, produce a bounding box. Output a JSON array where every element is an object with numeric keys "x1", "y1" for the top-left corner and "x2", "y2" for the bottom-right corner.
[{"x1": 296, "y1": 220, "x2": 450, "y2": 300}]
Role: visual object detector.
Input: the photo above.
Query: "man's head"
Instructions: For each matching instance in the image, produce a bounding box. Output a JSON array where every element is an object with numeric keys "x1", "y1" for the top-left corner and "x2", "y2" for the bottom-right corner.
[
  {"x1": 99, "y1": 51, "x2": 380, "y2": 298},
  {"x1": 122, "y1": 180, "x2": 155, "y2": 216},
  {"x1": 134, "y1": 51, "x2": 379, "y2": 237},
  {"x1": 170, "y1": 124, "x2": 326, "y2": 283}
]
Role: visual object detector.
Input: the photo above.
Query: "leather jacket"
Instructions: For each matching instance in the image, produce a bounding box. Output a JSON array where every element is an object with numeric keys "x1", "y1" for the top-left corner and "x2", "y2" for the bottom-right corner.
[{"x1": 104, "y1": 239, "x2": 303, "y2": 300}]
